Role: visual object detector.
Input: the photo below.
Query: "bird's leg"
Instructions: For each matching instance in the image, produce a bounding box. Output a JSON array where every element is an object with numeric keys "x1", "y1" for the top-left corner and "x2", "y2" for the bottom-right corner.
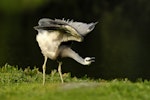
[
  {"x1": 42, "y1": 56, "x2": 47, "y2": 85},
  {"x1": 58, "y1": 61, "x2": 64, "y2": 83}
]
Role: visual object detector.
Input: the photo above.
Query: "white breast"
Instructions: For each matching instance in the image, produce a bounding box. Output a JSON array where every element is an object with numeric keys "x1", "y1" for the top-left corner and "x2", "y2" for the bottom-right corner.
[{"x1": 36, "y1": 30, "x2": 61, "y2": 59}]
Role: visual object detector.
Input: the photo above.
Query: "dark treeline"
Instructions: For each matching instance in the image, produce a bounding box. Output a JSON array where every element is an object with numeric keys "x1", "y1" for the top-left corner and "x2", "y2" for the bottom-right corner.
[{"x1": 0, "y1": 0, "x2": 150, "y2": 81}]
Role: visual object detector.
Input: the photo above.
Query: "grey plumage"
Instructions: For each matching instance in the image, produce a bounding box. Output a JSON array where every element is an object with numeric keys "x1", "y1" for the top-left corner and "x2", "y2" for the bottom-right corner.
[
  {"x1": 34, "y1": 18, "x2": 97, "y2": 84},
  {"x1": 36, "y1": 18, "x2": 97, "y2": 36}
]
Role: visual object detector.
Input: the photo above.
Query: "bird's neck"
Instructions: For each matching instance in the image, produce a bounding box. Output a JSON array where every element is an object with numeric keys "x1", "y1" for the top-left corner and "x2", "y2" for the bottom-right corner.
[{"x1": 60, "y1": 47, "x2": 87, "y2": 65}]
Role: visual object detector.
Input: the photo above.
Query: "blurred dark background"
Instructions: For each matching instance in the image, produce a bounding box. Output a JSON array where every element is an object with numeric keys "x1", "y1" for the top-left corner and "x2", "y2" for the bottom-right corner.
[{"x1": 0, "y1": 0, "x2": 150, "y2": 81}]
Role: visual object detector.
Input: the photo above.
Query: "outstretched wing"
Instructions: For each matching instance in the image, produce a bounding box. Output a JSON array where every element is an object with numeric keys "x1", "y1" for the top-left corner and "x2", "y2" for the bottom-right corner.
[
  {"x1": 34, "y1": 18, "x2": 97, "y2": 42},
  {"x1": 68, "y1": 21, "x2": 98, "y2": 36},
  {"x1": 54, "y1": 19, "x2": 97, "y2": 36},
  {"x1": 34, "y1": 18, "x2": 83, "y2": 42}
]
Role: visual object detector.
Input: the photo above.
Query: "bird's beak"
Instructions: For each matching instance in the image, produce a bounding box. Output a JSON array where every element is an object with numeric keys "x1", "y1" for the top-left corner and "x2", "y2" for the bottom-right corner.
[{"x1": 90, "y1": 57, "x2": 95, "y2": 62}]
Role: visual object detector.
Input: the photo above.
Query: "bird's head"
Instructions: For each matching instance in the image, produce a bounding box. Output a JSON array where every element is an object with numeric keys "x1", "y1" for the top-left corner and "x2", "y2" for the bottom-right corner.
[{"x1": 84, "y1": 57, "x2": 95, "y2": 65}]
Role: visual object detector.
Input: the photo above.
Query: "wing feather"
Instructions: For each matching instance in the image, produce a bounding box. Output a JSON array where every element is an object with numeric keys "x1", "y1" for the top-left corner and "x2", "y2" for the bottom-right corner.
[
  {"x1": 34, "y1": 18, "x2": 83, "y2": 42},
  {"x1": 34, "y1": 18, "x2": 97, "y2": 42}
]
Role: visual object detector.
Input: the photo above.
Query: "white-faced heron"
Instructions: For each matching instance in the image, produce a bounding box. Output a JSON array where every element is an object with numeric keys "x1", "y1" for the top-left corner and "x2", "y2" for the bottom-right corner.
[{"x1": 34, "y1": 18, "x2": 97, "y2": 85}]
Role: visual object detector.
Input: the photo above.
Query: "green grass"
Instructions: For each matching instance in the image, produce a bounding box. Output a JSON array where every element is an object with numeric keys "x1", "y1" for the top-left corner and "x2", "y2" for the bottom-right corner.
[{"x1": 0, "y1": 64, "x2": 150, "y2": 100}]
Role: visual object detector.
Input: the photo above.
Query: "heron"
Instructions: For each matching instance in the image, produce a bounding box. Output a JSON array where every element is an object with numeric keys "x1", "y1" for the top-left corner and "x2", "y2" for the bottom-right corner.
[{"x1": 34, "y1": 18, "x2": 97, "y2": 85}]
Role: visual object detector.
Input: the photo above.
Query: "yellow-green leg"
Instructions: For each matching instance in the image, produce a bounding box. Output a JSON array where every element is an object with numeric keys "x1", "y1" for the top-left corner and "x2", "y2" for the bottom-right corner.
[
  {"x1": 58, "y1": 61, "x2": 64, "y2": 83},
  {"x1": 42, "y1": 56, "x2": 47, "y2": 85}
]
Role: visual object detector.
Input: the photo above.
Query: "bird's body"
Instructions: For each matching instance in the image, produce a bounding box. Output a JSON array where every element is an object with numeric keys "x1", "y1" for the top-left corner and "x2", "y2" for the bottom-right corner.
[
  {"x1": 36, "y1": 30, "x2": 61, "y2": 60},
  {"x1": 34, "y1": 18, "x2": 97, "y2": 84}
]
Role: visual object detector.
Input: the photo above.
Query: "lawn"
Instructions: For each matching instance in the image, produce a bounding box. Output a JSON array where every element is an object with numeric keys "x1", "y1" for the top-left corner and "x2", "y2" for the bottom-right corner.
[{"x1": 0, "y1": 64, "x2": 150, "y2": 100}]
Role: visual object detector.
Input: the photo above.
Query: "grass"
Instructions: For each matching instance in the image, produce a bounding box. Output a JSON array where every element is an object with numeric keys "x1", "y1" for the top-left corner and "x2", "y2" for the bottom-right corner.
[{"x1": 0, "y1": 64, "x2": 150, "y2": 100}]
